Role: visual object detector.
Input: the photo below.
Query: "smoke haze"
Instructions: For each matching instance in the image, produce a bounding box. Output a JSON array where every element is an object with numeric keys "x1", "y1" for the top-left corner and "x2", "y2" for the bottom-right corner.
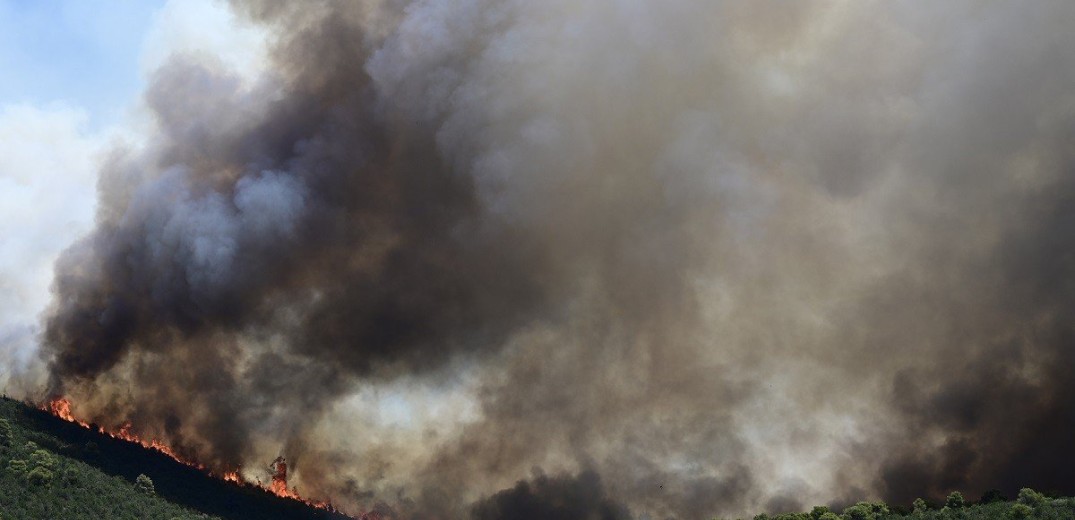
[{"x1": 26, "y1": 1, "x2": 1075, "y2": 518}]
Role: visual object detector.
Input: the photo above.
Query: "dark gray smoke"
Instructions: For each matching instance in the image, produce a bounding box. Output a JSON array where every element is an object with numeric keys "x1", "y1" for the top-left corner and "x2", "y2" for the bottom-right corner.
[
  {"x1": 470, "y1": 470, "x2": 630, "y2": 520},
  {"x1": 35, "y1": 0, "x2": 1075, "y2": 518}
]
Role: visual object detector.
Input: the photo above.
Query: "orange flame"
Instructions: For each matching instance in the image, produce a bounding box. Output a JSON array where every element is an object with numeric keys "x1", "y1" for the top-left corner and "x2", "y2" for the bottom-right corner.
[
  {"x1": 48, "y1": 397, "x2": 84, "y2": 425},
  {"x1": 43, "y1": 397, "x2": 347, "y2": 515}
]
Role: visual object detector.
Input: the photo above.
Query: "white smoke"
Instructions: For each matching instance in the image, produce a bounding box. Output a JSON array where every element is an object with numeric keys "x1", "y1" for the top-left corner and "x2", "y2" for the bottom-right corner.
[{"x1": 0, "y1": 104, "x2": 100, "y2": 393}]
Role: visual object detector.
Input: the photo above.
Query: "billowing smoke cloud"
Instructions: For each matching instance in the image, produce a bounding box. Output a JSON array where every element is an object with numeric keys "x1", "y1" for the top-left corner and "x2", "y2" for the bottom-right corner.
[
  {"x1": 471, "y1": 470, "x2": 630, "y2": 520},
  {"x1": 33, "y1": 0, "x2": 1075, "y2": 518}
]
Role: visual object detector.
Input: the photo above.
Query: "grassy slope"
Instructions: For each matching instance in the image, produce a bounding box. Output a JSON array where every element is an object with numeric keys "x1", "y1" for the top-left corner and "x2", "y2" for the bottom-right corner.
[{"x1": 0, "y1": 397, "x2": 352, "y2": 520}]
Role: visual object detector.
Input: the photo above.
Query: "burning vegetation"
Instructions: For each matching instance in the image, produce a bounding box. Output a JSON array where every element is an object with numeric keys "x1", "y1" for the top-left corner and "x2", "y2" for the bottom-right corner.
[{"x1": 43, "y1": 396, "x2": 341, "y2": 514}]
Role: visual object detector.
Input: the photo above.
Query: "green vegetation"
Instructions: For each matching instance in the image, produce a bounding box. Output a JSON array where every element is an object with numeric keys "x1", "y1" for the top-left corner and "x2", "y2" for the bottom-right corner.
[
  {"x1": 0, "y1": 407, "x2": 213, "y2": 520},
  {"x1": 716, "y1": 490, "x2": 1075, "y2": 520},
  {"x1": 137, "y1": 473, "x2": 156, "y2": 495},
  {"x1": 945, "y1": 491, "x2": 965, "y2": 511},
  {"x1": 0, "y1": 397, "x2": 349, "y2": 520}
]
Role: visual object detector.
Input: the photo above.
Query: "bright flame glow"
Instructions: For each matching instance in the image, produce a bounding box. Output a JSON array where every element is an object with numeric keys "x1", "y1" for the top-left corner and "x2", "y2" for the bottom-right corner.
[{"x1": 44, "y1": 397, "x2": 347, "y2": 515}]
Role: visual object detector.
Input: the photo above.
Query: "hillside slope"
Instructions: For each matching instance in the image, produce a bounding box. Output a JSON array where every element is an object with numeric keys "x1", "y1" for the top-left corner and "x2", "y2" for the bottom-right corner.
[{"x1": 0, "y1": 397, "x2": 352, "y2": 520}]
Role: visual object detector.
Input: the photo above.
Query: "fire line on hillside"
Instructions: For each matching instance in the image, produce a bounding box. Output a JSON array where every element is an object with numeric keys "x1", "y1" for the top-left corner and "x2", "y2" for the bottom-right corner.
[{"x1": 43, "y1": 396, "x2": 349, "y2": 516}]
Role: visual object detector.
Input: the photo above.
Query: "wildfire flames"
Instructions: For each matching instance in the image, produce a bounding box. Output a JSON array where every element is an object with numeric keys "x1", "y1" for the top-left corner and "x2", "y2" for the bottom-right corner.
[{"x1": 44, "y1": 397, "x2": 345, "y2": 515}]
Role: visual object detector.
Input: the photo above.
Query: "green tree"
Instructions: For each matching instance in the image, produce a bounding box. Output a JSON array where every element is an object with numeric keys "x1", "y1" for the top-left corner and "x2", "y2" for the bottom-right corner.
[
  {"x1": 1006, "y1": 503, "x2": 1033, "y2": 519},
  {"x1": 945, "y1": 491, "x2": 965, "y2": 509},
  {"x1": 809, "y1": 506, "x2": 831, "y2": 520},
  {"x1": 136, "y1": 473, "x2": 155, "y2": 495},
  {"x1": 912, "y1": 498, "x2": 929, "y2": 514},
  {"x1": 26, "y1": 465, "x2": 53, "y2": 486},
  {"x1": 61, "y1": 466, "x2": 80, "y2": 486},
  {"x1": 0, "y1": 418, "x2": 13, "y2": 447},
  {"x1": 1017, "y1": 487, "x2": 1045, "y2": 507},
  {"x1": 8, "y1": 458, "x2": 27, "y2": 473},
  {"x1": 773, "y1": 514, "x2": 808, "y2": 520},
  {"x1": 29, "y1": 449, "x2": 54, "y2": 469},
  {"x1": 841, "y1": 501, "x2": 888, "y2": 520}
]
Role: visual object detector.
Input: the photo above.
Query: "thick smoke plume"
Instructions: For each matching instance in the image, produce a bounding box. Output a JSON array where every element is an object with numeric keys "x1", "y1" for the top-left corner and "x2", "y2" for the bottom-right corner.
[
  {"x1": 471, "y1": 470, "x2": 630, "y2": 520},
  {"x1": 36, "y1": 1, "x2": 1075, "y2": 517}
]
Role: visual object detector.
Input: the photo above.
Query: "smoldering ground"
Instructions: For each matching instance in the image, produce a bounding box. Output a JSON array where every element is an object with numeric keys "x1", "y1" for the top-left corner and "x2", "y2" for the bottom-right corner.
[{"x1": 25, "y1": 0, "x2": 1075, "y2": 518}]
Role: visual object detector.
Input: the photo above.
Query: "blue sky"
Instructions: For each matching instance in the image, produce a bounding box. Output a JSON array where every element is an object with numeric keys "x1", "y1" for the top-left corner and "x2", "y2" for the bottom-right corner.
[
  {"x1": 0, "y1": 0, "x2": 269, "y2": 390},
  {"x1": 0, "y1": 0, "x2": 165, "y2": 128}
]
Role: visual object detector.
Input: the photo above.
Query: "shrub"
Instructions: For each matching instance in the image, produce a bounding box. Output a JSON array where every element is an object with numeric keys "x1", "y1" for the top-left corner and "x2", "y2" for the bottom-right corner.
[
  {"x1": 1017, "y1": 488, "x2": 1046, "y2": 507},
  {"x1": 1006, "y1": 503, "x2": 1033, "y2": 519},
  {"x1": 8, "y1": 458, "x2": 27, "y2": 473},
  {"x1": 841, "y1": 501, "x2": 889, "y2": 520},
  {"x1": 26, "y1": 465, "x2": 53, "y2": 486},
  {"x1": 0, "y1": 418, "x2": 13, "y2": 447},
  {"x1": 136, "y1": 473, "x2": 155, "y2": 495},
  {"x1": 945, "y1": 491, "x2": 965, "y2": 509},
  {"x1": 939, "y1": 507, "x2": 965, "y2": 520},
  {"x1": 61, "y1": 466, "x2": 80, "y2": 486},
  {"x1": 29, "y1": 449, "x2": 54, "y2": 469}
]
